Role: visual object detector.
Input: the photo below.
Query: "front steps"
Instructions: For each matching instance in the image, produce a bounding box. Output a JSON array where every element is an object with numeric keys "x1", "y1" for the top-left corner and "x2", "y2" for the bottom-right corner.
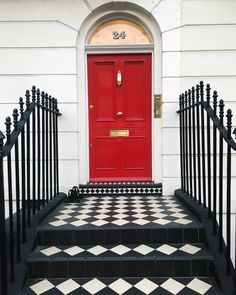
[{"x1": 21, "y1": 195, "x2": 223, "y2": 294}]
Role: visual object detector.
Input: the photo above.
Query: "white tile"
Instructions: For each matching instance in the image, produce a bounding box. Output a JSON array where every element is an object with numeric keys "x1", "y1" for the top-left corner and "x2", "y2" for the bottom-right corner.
[
  {"x1": 60, "y1": 209, "x2": 75, "y2": 214},
  {"x1": 132, "y1": 219, "x2": 150, "y2": 226},
  {"x1": 82, "y1": 278, "x2": 106, "y2": 294},
  {"x1": 64, "y1": 246, "x2": 85, "y2": 256},
  {"x1": 109, "y1": 278, "x2": 132, "y2": 295},
  {"x1": 161, "y1": 278, "x2": 185, "y2": 295},
  {"x1": 110, "y1": 245, "x2": 131, "y2": 255},
  {"x1": 168, "y1": 208, "x2": 183, "y2": 213},
  {"x1": 112, "y1": 214, "x2": 129, "y2": 219},
  {"x1": 187, "y1": 278, "x2": 211, "y2": 295},
  {"x1": 56, "y1": 279, "x2": 80, "y2": 294},
  {"x1": 133, "y1": 208, "x2": 146, "y2": 213},
  {"x1": 40, "y1": 246, "x2": 61, "y2": 256},
  {"x1": 66, "y1": 204, "x2": 79, "y2": 209},
  {"x1": 49, "y1": 220, "x2": 67, "y2": 227},
  {"x1": 150, "y1": 208, "x2": 165, "y2": 213},
  {"x1": 157, "y1": 244, "x2": 178, "y2": 255},
  {"x1": 30, "y1": 279, "x2": 54, "y2": 295},
  {"x1": 171, "y1": 213, "x2": 187, "y2": 219},
  {"x1": 151, "y1": 213, "x2": 167, "y2": 219},
  {"x1": 133, "y1": 213, "x2": 148, "y2": 219},
  {"x1": 133, "y1": 245, "x2": 154, "y2": 255},
  {"x1": 112, "y1": 219, "x2": 129, "y2": 226},
  {"x1": 55, "y1": 214, "x2": 72, "y2": 220},
  {"x1": 87, "y1": 245, "x2": 107, "y2": 256},
  {"x1": 75, "y1": 214, "x2": 90, "y2": 220},
  {"x1": 95, "y1": 214, "x2": 110, "y2": 220},
  {"x1": 71, "y1": 220, "x2": 88, "y2": 227},
  {"x1": 90, "y1": 220, "x2": 109, "y2": 226},
  {"x1": 96, "y1": 208, "x2": 111, "y2": 214},
  {"x1": 166, "y1": 203, "x2": 180, "y2": 208},
  {"x1": 153, "y1": 219, "x2": 171, "y2": 225},
  {"x1": 135, "y1": 278, "x2": 158, "y2": 294},
  {"x1": 113, "y1": 208, "x2": 129, "y2": 214},
  {"x1": 79, "y1": 209, "x2": 93, "y2": 214},
  {"x1": 180, "y1": 244, "x2": 201, "y2": 255},
  {"x1": 174, "y1": 218, "x2": 192, "y2": 225}
]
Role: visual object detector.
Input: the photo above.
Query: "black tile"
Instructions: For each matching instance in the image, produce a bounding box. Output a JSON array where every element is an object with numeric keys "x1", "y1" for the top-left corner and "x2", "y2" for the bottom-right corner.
[
  {"x1": 192, "y1": 259, "x2": 208, "y2": 276},
  {"x1": 58, "y1": 230, "x2": 75, "y2": 245},
  {"x1": 155, "y1": 259, "x2": 173, "y2": 276},
  {"x1": 168, "y1": 229, "x2": 183, "y2": 243},
  {"x1": 137, "y1": 260, "x2": 155, "y2": 276},
  {"x1": 89, "y1": 230, "x2": 105, "y2": 244},
  {"x1": 39, "y1": 230, "x2": 59, "y2": 246},
  {"x1": 32, "y1": 261, "x2": 52, "y2": 278},
  {"x1": 74, "y1": 230, "x2": 90, "y2": 245},
  {"x1": 120, "y1": 229, "x2": 136, "y2": 244},
  {"x1": 199, "y1": 228, "x2": 206, "y2": 243},
  {"x1": 51, "y1": 260, "x2": 68, "y2": 278},
  {"x1": 173, "y1": 259, "x2": 191, "y2": 276},
  {"x1": 121, "y1": 260, "x2": 138, "y2": 276},
  {"x1": 183, "y1": 228, "x2": 199, "y2": 243},
  {"x1": 135, "y1": 229, "x2": 152, "y2": 244},
  {"x1": 86, "y1": 260, "x2": 104, "y2": 277},
  {"x1": 152, "y1": 228, "x2": 168, "y2": 243},
  {"x1": 68, "y1": 260, "x2": 86, "y2": 277},
  {"x1": 104, "y1": 229, "x2": 121, "y2": 244},
  {"x1": 104, "y1": 260, "x2": 121, "y2": 277}
]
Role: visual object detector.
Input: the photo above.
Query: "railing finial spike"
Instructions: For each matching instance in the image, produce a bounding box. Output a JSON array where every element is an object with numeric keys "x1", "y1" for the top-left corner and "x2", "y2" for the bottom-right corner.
[
  {"x1": 5, "y1": 116, "x2": 12, "y2": 144},
  {"x1": 200, "y1": 81, "x2": 204, "y2": 101},
  {"x1": 219, "y1": 99, "x2": 225, "y2": 125},
  {"x1": 32, "y1": 86, "x2": 36, "y2": 102},
  {"x1": 12, "y1": 108, "x2": 19, "y2": 128},
  {"x1": 41, "y1": 91, "x2": 45, "y2": 107},
  {"x1": 25, "y1": 89, "x2": 30, "y2": 109},
  {"x1": 206, "y1": 83, "x2": 211, "y2": 106},
  {"x1": 36, "y1": 88, "x2": 40, "y2": 104},
  {"x1": 19, "y1": 97, "x2": 24, "y2": 117},
  {"x1": 45, "y1": 93, "x2": 49, "y2": 108}
]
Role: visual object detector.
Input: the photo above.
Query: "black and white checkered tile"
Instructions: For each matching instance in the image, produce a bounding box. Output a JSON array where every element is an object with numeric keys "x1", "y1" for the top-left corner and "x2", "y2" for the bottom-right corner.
[
  {"x1": 24, "y1": 277, "x2": 221, "y2": 294},
  {"x1": 79, "y1": 183, "x2": 162, "y2": 196},
  {"x1": 47, "y1": 195, "x2": 196, "y2": 228},
  {"x1": 39, "y1": 243, "x2": 203, "y2": 257}
]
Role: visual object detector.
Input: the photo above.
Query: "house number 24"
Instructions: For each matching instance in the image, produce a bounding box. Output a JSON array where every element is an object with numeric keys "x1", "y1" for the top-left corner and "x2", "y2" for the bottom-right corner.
[{"x1": 112, "y1": 31, "x2": 126, "y2": 39}]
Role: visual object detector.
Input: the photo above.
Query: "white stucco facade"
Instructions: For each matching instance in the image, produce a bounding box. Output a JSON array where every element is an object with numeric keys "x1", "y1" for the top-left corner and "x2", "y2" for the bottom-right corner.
[{"x1": 0, "y1": 0, "x2": 236, "y2": 196}]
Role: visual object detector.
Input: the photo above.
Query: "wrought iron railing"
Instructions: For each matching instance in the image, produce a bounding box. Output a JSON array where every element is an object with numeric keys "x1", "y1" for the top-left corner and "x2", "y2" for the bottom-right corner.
[
  {"x1": 177, "y1": 81, "x2": 236, "y2": 281},
  {"x1": 0, "y1": 86, "x2": 61, "y2": 294}
]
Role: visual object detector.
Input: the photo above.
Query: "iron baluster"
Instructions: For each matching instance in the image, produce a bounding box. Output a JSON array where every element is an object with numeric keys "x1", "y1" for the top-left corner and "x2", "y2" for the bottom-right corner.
[
  {"x1": 52, "y1": 98, "x2": 56, "y2": 196},
  {"x1": 13, "y1": 108, "x2": 21, "y2": 261},
  {"x1": 37, "y1": 89, "x2": 41, "y2": 211},
  {"x1": 191, "y1": 87, "x2": 197, "y2": 200},
  {"x1": 226, "y1": 109, "x2": 232, "y2": 274},
  {"x1": 188, "y1": 89, "x2": 193, "y2": 197},
  {"x1": 32, "y1": 86, "x2": 36, "y2": 214},
  {"x1": 218, "y1": 99, "x2": 225, "y2": 253},
  {"x1": 200, "y1": 81, "x2": 206, "y2": 207},
  {"x1": 212, "y1": 91, "x2": 218, "y2": 235},
  {"x1": 196, "y1": 85, "x2": 202, "y2": 204},
  {"x1": 184, "y1": 91, "x2": 189, "y2": 195},
  {"x1": 0, "y1": 130, "x2": 7, "y2": 295},
  {"x1": 19, "y1": 97, "x2": 26, "y2": 242},
  {"x1": 45, "y1": 94, "x2": 49, "y2": 202},
  {"x1": 49, "y1": 96, "x2": 53, "y2": 200},
  {"x1": 55, "y1": 99, "x2": 59, "y2": 194},
  {"x1": 6, "y1": 117, "x2": 15, "y2": 282},
  {"x1": 179, "y1": 95, "x2": 184, "y2": 190},
  {"x1": 41, "y1": 92, "x2": 45, "y2": 206},
  {"x1": 26, "y1": 90, "x2": 31, "y2": 227},
  {"x1": 206, "y1": 84, "x2": 212, "y2": 217}
]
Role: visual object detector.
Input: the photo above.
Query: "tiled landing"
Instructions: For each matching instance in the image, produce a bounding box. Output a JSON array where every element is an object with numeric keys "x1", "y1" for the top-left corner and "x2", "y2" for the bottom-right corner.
[{"x1": 21, "y1": 277, "x2": 222, "y2": 295}]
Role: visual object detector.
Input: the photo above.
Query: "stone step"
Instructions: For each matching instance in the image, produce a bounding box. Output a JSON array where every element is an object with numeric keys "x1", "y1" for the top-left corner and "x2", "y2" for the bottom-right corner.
[
  {"x1": 37, "y1": 195, "x2": 205, "y2": 246},
  {"x1": 20, "y1": 277, "x2": 223, "y2": 294},
  {"x1": 26, "y1": 243, "x2": 214, "y2": 278}
]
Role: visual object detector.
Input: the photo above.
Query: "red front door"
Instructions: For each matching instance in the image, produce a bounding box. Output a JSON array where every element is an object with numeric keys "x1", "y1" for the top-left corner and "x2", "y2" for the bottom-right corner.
[{"x1": 88, "y1": 54, "x2": 152, "y2": 182}]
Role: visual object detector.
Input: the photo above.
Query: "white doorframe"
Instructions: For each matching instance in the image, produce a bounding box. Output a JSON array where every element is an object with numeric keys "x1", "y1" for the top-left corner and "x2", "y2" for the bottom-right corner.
[{"x1": 76, "y1": 8, "x2": 162, "y2": 184}]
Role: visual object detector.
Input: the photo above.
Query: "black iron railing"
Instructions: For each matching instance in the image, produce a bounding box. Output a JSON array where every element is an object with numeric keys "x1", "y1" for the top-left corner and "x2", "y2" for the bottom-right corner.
[
  {"x1": 0, "y1": 86, "x2": 61, "y2": 294},
  {"x1": 177, "y1": 81, "x2": 236, "y2": 279}
]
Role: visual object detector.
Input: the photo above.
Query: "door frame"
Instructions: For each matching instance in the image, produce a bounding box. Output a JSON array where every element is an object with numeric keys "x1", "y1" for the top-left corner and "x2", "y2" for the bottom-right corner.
[{"x1": 77, "y1": 11, "x2": 162, "y2": 184}]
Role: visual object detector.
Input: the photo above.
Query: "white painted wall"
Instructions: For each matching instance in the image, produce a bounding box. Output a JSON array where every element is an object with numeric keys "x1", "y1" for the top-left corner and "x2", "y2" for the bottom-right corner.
[{"x1": 0, "y1": 0, "x2": 235, "y2": 199}]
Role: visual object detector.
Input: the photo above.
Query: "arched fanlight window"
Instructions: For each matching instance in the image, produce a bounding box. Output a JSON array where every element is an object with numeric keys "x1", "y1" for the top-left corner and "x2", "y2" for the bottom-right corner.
[{"x1": 88, "y1": 19, "x2": 152, "y2": 45}]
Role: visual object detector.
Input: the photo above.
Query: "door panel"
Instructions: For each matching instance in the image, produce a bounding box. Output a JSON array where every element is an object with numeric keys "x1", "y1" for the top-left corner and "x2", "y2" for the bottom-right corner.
[{"x1": 88, "y1": 54, "x2": 152, "y2": 182}]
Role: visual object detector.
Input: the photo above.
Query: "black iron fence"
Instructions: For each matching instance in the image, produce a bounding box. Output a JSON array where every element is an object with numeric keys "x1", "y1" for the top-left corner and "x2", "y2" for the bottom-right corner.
[
  {"x1": 0, "y1": 86, "x2": 61, "y2": 294},
  {"x1": 177, "y1": 81, "x2": 236, "y2": 280}
]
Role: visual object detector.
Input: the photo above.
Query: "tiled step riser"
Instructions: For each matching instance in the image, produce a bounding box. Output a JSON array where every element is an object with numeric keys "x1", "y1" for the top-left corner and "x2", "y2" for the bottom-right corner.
[
  {"x1": 37, "y1": 228, "x2": 206, "y2": 246},
  {"x1": 27, "y1": 258, "x2": 214, "y2": 279}
]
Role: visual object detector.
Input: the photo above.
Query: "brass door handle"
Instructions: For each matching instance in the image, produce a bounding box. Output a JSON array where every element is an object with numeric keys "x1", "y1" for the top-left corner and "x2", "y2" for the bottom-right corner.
[{"x1": 117, "y1": 111, "x2": 123, "y2": 117}]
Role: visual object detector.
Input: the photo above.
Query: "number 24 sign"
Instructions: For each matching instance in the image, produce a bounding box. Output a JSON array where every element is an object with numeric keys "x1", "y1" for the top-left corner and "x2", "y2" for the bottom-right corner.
[{"x1": 112, "y1": 31, "x2": 126, "y2": 40}]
